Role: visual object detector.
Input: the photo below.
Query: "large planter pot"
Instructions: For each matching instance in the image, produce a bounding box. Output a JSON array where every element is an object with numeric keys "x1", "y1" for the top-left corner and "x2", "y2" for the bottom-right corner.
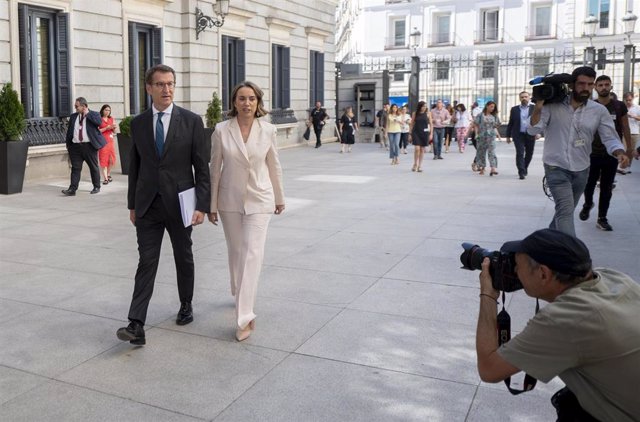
[
  {"x1": 0, "y1": 139, "x2": 29, "y2": 195},
  {"x1": 204, "y1": 127, "x2": 214, "y2": 162},
  {"x1": 117, "y1": 134, "x2": 132, "y2": 175}
]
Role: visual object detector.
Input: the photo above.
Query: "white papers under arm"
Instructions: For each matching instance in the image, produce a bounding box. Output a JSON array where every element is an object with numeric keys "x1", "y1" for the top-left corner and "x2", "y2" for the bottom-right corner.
[{"x1": 178, "y1": 187, "x2": 196, "y2": 228}]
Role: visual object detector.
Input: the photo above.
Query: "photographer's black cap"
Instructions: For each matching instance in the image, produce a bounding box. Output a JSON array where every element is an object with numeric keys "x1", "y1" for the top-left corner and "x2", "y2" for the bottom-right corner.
[{"x1": 500, "y1": 229, "x2": 592, "y2": 276}]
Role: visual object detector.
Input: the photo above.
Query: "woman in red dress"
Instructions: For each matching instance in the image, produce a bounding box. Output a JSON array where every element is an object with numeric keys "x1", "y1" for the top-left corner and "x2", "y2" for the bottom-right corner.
[{"x1": 98, "y1": 104, "x2": 117, "y2": 184}]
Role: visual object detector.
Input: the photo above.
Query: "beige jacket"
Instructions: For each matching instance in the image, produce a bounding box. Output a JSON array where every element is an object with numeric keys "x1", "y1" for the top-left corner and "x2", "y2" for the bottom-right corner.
[{"x1": 210, "y1": 118, "x2": 284, "y2": 214}]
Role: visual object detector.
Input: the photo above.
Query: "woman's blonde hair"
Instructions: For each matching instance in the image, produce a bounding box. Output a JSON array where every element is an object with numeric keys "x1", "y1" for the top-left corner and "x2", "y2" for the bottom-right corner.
[{"x1": 228, "y1": 81, "x2": 268, "y2": 118}]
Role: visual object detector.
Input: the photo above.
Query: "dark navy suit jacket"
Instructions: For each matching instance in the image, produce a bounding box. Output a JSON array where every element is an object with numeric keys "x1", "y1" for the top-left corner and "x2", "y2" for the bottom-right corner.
[
  {"x1": 506, "y1": 104, "x2": 535, "y2": 138},
  {"x1": 65, "y1": 110, "x2": 106, "y2": 150},
  {"x1": 127, "y1": 105, "x2": 210, "y2": 220}
]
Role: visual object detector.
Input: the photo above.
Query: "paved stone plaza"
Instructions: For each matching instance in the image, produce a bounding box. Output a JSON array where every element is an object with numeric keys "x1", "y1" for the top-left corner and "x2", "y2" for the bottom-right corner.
[{"x1": 1, "y1": 140, "x2": 639, "y2": 421}]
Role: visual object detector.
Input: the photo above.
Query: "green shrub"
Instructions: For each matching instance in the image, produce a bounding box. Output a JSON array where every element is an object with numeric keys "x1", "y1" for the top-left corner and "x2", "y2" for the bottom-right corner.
[
  {"x1": 0, "y1": 83, "x2": 26, "y2": 141},
  {"x1": 119, "y1": 115, "x2": 134, "y2": 137},
  {"x1": 205, "y1": 91, "x2": 222, "y2": 128}
]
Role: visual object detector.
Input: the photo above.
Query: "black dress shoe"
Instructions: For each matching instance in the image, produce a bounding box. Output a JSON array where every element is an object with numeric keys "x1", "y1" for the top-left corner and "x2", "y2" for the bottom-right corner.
[
  {"x1": 61, "y1": 189, "x2": 76, "y2": 196},
  {"x1": 116, "y1": 321, "x2": 145, "y2": 345},
  {"x1": 176, "y1": 302, "x2": 193, "y2": 325},
  {"x1": 90, "y1": 187, "x2": 100, "y2": 194},
  {"x1": 519, "y1": 174, "x2": 526, "y2": 180}
]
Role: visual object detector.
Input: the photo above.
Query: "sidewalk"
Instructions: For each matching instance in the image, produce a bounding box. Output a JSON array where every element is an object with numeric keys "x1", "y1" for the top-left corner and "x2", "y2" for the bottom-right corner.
[{"x1": 1, "y1": 141, "x2": 638, "y2": 421}]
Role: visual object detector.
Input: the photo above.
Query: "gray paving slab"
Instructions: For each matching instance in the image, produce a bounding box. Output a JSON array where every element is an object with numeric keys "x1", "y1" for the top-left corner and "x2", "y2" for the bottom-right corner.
[
  {"x1": 0, "y1": 366, "x2": 48, "y2": 406},
  {"x1": 214, "y1": 354, "x2": 476, "y2": 422},
  {"x1": 297, "y1": 309, "x2": 479, "y2": 385},
  {"x1": 58, "y1": 329, "x2": 288, "y2": 420},
  {"x1": 0, "y1": 141, "x2": 638, "y2": 420},
  {"x1": 0, "y1": 307, "x2": 119, "y2": 377},
  {"x1": 1, "y1": 380, "x2": 204, "y2": 422}
]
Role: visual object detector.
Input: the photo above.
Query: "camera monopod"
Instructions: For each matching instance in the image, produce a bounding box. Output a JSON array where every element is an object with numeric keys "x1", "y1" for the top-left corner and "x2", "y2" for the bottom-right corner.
[{"x1": 497, "y1": 292, "x2": 539, "y2": 395}]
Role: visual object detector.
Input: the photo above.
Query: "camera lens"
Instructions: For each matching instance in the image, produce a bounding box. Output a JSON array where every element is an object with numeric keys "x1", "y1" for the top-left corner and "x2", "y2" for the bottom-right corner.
[{"x1": 460, "y1": 243, "x2": 491, "y2": 270}]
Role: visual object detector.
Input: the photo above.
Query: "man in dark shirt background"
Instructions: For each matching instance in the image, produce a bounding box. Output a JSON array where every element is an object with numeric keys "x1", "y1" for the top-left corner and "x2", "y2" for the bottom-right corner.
[
  {"x1": 309, "y1": 101, "x2": 329, "y2": 148},
  {"x1": 579, "y1": 75, "x2": 633, "y2": 231}
]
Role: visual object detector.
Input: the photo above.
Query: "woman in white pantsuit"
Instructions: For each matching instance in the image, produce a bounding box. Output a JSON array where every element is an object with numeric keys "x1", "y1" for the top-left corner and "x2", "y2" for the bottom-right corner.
[{"x1": 208, "y1": 81, "x2": 285, "y2": 341}]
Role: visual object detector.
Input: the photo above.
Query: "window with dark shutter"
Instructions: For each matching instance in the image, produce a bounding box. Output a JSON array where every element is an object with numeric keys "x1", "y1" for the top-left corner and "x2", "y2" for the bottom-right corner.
[
  {"x1": 272, "y1": 44, "x2": 290, "y2": 109},
  {"x1": 128, "y1": 22, "x2": 163, "y2": 114},
  {"x1": 221, "y1": 36, "x2": 246, "y2": 111},
  {"x1": 309, "y1": 50, "x2": 324, "y2": 107}
]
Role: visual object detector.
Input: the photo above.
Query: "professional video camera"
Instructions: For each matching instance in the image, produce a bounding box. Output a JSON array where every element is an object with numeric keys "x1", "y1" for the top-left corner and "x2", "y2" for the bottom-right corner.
[
  {"x1": 529, "y1": 73, "x2": 574, "y2": 104},
  {"x1": 459, "y1": 243, "x2": 522, "y2": 292}
]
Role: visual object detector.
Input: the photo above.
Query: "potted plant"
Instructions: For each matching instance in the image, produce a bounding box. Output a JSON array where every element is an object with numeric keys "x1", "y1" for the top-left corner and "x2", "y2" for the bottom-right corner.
[
  {"x1": 117, "y1": 115, "x2": 134, "y2": 175},
  {"x1": 0, "y1": 83, "x2": 28, "y2": 194},
  {"x1": 204, "y1": 91, "x2": 222, "y2": 160}
]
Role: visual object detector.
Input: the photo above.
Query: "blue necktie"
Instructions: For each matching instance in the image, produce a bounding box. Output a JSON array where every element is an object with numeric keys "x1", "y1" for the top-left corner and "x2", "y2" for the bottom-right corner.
[{"x1": 155, "y1": 112, "x2": 165, "y2": 156}]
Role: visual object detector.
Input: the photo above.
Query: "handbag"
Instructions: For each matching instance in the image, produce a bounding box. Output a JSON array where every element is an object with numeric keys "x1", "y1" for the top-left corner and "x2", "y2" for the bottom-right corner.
[{"x1": 303, "y1": 126, "x2": 311, "y2": 140}]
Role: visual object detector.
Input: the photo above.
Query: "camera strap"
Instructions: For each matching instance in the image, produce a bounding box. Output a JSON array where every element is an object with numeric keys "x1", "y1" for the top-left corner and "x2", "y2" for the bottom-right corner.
[{"x1": 497, "y1": 292, "x2": 539, "y2": 395}]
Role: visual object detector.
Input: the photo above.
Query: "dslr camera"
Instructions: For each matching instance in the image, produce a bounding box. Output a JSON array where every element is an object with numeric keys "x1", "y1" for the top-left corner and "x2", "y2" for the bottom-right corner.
[
  {"x1": 529, "y1": 73, "x2": 574, "y2": 104},
  {"x1": 460, "y1": 243, "x2": 522, "y2": 292}
]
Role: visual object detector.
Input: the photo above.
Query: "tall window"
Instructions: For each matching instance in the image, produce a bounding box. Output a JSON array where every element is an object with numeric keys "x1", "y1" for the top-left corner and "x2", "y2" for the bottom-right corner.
[
  {"x1": 18, "y1": 4, "x2": 71, "y2": 118},
  {"x1": 272, "y1": 44, "x2": 290, "y2": 109},
  {"x1": 588, "y1": 0, "x2": 609, "y2": 29},
  {"x1": 435, "y1": 60, "x2": 449, "y2": 81},
  {"x1": 309, "y1": 50, "x2": 324, "y2": 107},
  {"x1": 393, "y1": 19, "x2": 406, "y2": 47},
  {"x1": 532, "y1": 55, "x2": 550, "y2": 77},
  {"x1": 533, "y1": 5, "x2": 551, "y2": 36},
  {"x1": 128, "y1": 22, "x2": 162, "y2": 114},
  {"x1": 221, "y1": 35, "x2": 245, "y2": 111},
  {"x1": 393, "y1": 63, "x2": 404, "y2": 82},
  {"x1": 435, "y1": 15, "x2": 450, "y2": 44},
  {"x1": 482, "y1": 9, "x2": 499, "y2": 41},
  {"x1": 479, "y1": 59, "x2": 495, "y2": 79}
]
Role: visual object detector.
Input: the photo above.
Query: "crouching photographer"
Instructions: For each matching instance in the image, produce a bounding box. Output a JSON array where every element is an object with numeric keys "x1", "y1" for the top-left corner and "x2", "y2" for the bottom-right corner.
[{"x1": 472, "y1": 229, "x2": 640, "y2": 422}]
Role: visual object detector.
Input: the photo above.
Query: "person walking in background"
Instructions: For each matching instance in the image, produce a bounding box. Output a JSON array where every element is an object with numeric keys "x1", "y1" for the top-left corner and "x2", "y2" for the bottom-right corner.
[
  {"x1": 374, "y1": 102, "x2": 389, "y2": 150},
  {"x1": 506, "y1": 91, "x2": 536, "y2": 180},
  {"x1": 98, "y1": 104, "x2": 117, "y2": 185},
  {"x1": 117, "y1": 64, "x2": 211, "y2": 346},
  {"x1": 309, "y1": 101, "x2": 328, "y2": 148},
  {"x1": 431, "y1": 99, "x2": 449, "y2": 159},
  {"x1": 386, "y1": 104, "x2": 402, "y2": 165},
  {"x1": 399, "y1": 105, "x2": 411, "y2": 154},
  {"x1": 339, "y1": 106, "x2": 358, "y2": 153},
  {"x1": 469, "y1": 101, "x2": 482, "y2": 171},
  {"x1": 209, "y1": 81, "x2": 285, "y2": 342},
  {"x1": 453, "y1": 103, "x2": 471, "y2": 153},
  {"x1": 62, "y1": 97, "x2": 106, "y2": 196},
  {"x1": 473, "y1": 101, "x2": 501, "y2": 176},
  {"x1": 579, "y1": 75, "x2": 632, "y2": 232},
  {"x1": 444, "y1": 103, "x2": 455, "y2": 153},
  {"x1": 409, "y1": 101, "x2": 432, "y2": 173},
  {"x1": 622, "y1": 92, "x2": 639, "y2": 174}
]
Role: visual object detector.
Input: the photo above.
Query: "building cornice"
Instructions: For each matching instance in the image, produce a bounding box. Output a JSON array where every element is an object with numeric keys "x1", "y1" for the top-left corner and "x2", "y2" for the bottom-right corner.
[{"x1": 266, "y1": 17, "x2": 297, "y2": 31}]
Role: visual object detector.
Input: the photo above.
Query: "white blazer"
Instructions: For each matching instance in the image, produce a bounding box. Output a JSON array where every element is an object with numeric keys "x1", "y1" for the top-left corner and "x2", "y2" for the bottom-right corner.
[{"x1": 210, "y1": 117, "x2": 285, "y2": 214}]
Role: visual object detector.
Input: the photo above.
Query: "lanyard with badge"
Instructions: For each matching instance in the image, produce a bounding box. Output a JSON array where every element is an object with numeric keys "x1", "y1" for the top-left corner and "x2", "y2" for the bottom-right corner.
[{"x1": 572, "y1": 105, "x2": 587, "y2": 147}]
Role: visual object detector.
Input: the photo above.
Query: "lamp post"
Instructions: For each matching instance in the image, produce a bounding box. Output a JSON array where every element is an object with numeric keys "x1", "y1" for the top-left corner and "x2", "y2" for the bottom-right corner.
[
  {"x1": 622, "y1": 11, "x2": 637, "y2": 95},
  {"x1": 195, "y1": 0, "x2": 230, "y2": 39},
  {"x1": 408, "y1": 27, "x2": 421, "y2": 116},
  {"x1": 583, "y1": 14, "x2": 598, "y2": 67}
]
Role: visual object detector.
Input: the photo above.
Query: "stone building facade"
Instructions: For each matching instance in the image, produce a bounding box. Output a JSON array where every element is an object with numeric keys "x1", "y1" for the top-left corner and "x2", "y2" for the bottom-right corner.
[{"x1": 0, "y1": 0, "x2": 337, "y2": 180}]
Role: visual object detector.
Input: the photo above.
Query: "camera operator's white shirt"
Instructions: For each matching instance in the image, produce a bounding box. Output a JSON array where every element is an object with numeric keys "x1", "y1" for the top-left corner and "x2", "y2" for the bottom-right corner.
[{"x1": 526, "y1": 96, "x2": 623, "y2": 172}]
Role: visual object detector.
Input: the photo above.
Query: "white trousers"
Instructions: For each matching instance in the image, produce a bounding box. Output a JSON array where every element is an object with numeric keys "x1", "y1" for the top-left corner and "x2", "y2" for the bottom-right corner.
[{"x1": 219, "y1": 211, "x2": 271, "y2": 329}]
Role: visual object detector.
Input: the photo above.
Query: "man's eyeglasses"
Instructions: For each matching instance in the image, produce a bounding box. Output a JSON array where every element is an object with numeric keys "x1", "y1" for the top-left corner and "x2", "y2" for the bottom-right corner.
[{"x1": 152, "y1": 82, "x2": 176, "y2": 89}]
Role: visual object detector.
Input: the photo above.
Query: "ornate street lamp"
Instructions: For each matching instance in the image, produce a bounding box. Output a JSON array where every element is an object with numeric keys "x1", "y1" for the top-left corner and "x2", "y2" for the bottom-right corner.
[
  {"x1": 583, "y1": 14, "x2": 599, "y2": 67},
  {"x1": 408, "y1": 27, "x2": 422, "y2": 115},
  {"x1": 622, "y1": 11, "x2": 638, "y2": 94},
  {"x1": 196, "y1": 0, "x2": 230, "y2": 39}
]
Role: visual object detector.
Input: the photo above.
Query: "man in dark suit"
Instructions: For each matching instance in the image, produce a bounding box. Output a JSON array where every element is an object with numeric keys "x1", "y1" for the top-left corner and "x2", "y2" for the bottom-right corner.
[
  {"x1": 116, "y1": 64, "x2": 211, "y2": 345},
  {"x1": 506, "y1": 91, "x2": 536, "y2": 179},
  {"x1": 62, "y1": 97, "x2": 106, "y2": 195},
  {"x1": 309, "y1": 101, "x2": 328, "y2": 148}
]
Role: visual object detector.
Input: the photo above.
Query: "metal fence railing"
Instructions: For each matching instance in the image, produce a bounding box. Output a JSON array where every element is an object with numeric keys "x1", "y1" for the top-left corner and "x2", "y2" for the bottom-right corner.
[{"x1": 354, "y1": 45, "x2": 638, "y2": 122}]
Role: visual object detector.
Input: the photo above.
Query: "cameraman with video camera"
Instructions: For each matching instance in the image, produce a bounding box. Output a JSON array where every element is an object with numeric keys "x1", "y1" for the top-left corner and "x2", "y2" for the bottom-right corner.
[
  {"x1": 475, "y1": 229, "x2": 640, "y2": 421},
  {"x1": 527, "y1": 66, "x2": 629, "y2": 236}
]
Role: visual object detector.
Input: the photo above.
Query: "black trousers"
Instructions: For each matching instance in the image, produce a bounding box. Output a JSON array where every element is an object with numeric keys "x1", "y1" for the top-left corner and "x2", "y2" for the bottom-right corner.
[
  {"x1": 128, "y1": 195, "x2": 194, "y2": 324},
  {"x1": 512, "y1": 132, "x2": 536, "y2": 176},
  {"x1": 68, "y1": 142, "x2": 101, "y2": 190},
  {"x1": 582, "y1": 154, "x2": 618, "y2": 219},
  {"x1": 551, "y1": 387, "x2": 600, "y2": 422},
  {"x1": 314, "y1": 127, "x2": 323, "y2": 146},
  {"x1": 399, "y1": 132, "x2": 409, "y2": 149}
]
